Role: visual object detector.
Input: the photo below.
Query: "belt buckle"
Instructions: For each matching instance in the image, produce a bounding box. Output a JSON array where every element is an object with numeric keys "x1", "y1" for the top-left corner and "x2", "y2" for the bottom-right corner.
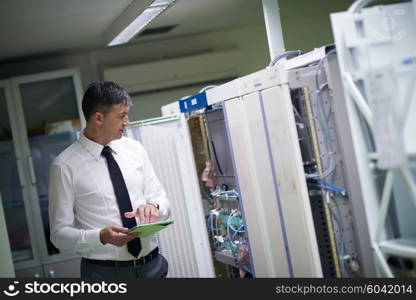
[{"x1": 133, "y1": 257, "x2": 144, "y2": 268}]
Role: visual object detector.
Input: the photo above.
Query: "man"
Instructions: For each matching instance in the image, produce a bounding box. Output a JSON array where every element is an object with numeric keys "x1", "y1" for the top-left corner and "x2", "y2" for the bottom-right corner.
[{"x1": 49, "y1": 81, "x2": 170, "y2": 278}]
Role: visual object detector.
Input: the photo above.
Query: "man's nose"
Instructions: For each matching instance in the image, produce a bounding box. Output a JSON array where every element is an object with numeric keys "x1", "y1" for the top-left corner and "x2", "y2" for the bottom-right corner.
[{"x1": 123, "y1": 116, "x2": 130, "y2": 126}]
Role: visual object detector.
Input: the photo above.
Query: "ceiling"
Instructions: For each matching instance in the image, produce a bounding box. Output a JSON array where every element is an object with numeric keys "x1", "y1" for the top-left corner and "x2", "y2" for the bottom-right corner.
[
  {"x1": 0, "y1": 0, "x2": 265, "y2": 63},
  {"x1": 0, "y1": 0, "x2": 408, "y2": 64}
]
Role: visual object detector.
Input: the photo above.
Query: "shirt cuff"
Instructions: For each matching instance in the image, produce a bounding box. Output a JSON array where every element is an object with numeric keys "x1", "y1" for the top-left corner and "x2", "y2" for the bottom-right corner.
[
  {"x1": 85, "y1": 228, "x2": 104, "y2": 248},
  {"x1": 157, "y1": 203, "x2": 170, "y2": 221}
]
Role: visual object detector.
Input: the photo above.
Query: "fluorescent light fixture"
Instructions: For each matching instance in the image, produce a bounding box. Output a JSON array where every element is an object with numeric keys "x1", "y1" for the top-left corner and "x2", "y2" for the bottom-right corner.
[{"x1": 108, "y1": 0, "x2": 175, "y2": 46}]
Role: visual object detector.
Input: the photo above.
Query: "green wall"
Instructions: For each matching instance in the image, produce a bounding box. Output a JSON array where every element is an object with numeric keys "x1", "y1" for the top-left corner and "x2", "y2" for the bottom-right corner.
[
  {"x1": 279, "y1": 0, "x2": 406, "y2": 52},
  {"x1": 279, "y1": 0, "x2": 353, "y2": 52}
]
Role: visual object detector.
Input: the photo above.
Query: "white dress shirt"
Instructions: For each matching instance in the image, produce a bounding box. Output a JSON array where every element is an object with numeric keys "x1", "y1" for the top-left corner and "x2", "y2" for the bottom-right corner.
[{"x1": 49, "y1": 132, "x2": 170, "y2": 261}]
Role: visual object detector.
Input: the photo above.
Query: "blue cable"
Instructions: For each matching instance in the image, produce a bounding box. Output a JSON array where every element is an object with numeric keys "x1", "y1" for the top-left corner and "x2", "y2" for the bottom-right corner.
[
  {"x1": 310, "y1": 180, "x2": 348, "y2": 197},
  {"x1": 228, "y1": 215, "x2": 245, "y2": 233},
  {"x1": 231, "y1": 223, "x2": 245, "y2": 242},
  {"x1": 206, "y1": 215, "x2": 221, "y2": 231}
]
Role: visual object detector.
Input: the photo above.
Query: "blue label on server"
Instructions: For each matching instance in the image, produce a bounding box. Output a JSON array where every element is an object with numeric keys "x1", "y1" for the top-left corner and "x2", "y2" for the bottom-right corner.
[{"x1": 178, "y1": 92, "x2": 208, "y2": 113}]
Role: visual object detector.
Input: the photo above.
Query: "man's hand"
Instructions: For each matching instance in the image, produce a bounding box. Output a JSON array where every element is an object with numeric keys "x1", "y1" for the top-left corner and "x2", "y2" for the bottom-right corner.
[
  {"x1": 124, "y1": 204, "x2": 159, "y2": 224},
  {"x1": 99, "y1": 225, "x2": 139, "y2": 246}
]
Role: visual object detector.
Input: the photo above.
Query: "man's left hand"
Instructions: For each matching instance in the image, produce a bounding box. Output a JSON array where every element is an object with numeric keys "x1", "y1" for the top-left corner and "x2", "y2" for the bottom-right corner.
[{"x1": 124, "y1": 204, "x2": 159, "y2": 224}]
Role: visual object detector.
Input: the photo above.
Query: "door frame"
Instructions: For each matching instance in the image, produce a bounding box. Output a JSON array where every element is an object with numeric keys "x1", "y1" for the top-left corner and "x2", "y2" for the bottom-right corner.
[
  {"x1": 8, "y1": 69, "x2": 84, "y2": 265},
  {"x1": 0, "y1": 79, "x2": 42, "y2": 270}
]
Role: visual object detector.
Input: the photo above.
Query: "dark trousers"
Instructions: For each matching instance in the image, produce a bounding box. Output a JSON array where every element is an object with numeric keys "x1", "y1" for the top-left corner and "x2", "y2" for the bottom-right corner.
[{"x1": 81, "y1": 254, "x2": 169, "y2": 278}]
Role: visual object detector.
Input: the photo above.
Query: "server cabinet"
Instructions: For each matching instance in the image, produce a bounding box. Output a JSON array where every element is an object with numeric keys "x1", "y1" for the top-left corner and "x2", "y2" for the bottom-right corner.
[{"x1": 331, "y1": 2, "x2": 416, "y2": 277}]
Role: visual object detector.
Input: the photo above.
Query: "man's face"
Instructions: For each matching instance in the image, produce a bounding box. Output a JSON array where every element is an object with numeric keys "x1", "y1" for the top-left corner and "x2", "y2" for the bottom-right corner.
[{"x1": 101, "y1": 103, "x2": 130, "y2": 141}]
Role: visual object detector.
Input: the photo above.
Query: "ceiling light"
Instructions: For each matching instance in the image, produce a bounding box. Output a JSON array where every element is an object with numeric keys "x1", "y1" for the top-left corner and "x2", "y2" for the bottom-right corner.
[{"x1": 108, "y1": 0, "x2": 175, "y2": 47}]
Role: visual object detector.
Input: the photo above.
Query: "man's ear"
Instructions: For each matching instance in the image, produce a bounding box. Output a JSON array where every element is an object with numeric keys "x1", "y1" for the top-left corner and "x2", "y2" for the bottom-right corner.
[{"x1": 92, "y1": 111, "x2": 104, "y2": 125}]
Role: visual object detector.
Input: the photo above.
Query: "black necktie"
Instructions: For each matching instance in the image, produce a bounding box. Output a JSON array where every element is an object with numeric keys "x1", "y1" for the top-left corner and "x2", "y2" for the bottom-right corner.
[{"x1": 101, "y1": 145, "x2": 142, "y2": 258}]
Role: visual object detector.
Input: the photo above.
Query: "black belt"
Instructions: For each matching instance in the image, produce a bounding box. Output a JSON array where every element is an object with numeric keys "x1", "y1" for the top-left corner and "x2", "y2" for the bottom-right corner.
[{"x1": 84, "y1": 247, "x2": 159, "y2": 268}]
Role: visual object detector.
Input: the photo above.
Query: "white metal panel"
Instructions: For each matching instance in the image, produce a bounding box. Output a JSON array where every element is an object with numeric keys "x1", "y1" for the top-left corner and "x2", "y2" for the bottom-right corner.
[
  {"x1": 260, "y1": 85, "x2": 322, "y2": 277},
  {"x1": 331, "y1": 2, "x2": 416, "y2": 221},
  {"x1": 161, "y1": 101, "x2": 180, "y2": 116},
  {"x1": 330, "y1": 10, "x2": 381, "y2": 246},
  {"x1": 331, "y1": 2, "x2": 416, "y2": 276},
  {"x1": 201, "y1": 60, "x2": 323, "y2": 277},
  {"x1": 332, "y1": 3, "x2": 416, "y2": 155},
  {"x1": 284, "y1": 47, "x2": 326, "y2": 70},
  {"x1": 127, "y1": 116, "x2": 215, "y2": 277},
  {"x1": 206, "y1": 66, "x2": 286, "y2": 106},
  {"x1": 223, "y1": 85, "x2": 322, "y2": 277},
  {"x1": 224, "y1": 96, "x2": 289, "y2": 277}
]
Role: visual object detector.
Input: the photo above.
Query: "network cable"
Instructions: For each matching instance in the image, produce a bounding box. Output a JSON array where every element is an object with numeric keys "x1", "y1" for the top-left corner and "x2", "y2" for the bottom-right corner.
[
  {"x1": 269, "y1": 50, "x2": 304, "y2": 66},
  {"x1": 305, "y1": 48, "x2": 338, "y2": 180}
]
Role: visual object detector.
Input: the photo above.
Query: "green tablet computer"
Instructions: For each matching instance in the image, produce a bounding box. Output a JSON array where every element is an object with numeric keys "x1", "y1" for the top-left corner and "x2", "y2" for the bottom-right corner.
[{"x1": 128, "y1": 220, "x2": 174, "y2": 238}]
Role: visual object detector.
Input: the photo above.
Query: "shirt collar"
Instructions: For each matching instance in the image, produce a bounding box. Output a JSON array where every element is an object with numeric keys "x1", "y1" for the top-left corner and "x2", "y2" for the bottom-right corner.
[
  {"x1": 79, "y1": 132, "x2": 123, "y2": 161},
  {"x1": 107, "y1": 139, "x2": 121, "y2": 155}
]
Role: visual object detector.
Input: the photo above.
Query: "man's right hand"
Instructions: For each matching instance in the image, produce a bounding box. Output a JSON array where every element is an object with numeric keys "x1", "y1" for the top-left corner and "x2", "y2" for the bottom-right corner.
[{"x1": 99, "y1": 226, "x2": 139, "y2": 247}]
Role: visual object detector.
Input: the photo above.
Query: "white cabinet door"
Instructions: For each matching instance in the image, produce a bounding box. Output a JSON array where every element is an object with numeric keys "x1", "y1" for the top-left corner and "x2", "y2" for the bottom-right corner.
[
  {"x1": 1, "y1": 69, "x2": 84, "y2": 276},
  {"x1": 0, "y1": 81, "x2": 38, "y2": 271},
  {"x1": 11, "y1": 69, "x2": 84, "y2": 266},
  {"x1": 126, "y1": 115, "x2": 215, "y2": 278}
]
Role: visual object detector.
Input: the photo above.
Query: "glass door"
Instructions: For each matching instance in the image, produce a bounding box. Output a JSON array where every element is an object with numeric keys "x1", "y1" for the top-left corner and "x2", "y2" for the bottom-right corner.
[
  {"x1": 0, "y1": 81, "x2": 37, "y2": 268},
  {"x1": 11, "y1": 69, "x2": 84, "y2": 264}
]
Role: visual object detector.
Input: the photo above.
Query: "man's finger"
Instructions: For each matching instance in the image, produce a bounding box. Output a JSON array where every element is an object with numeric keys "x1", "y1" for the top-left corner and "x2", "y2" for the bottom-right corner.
[
  {"x1": 138, "y1": 205, "x2": 145, "y2": 224},
  {"x1": 149, "y1": 211, "x2": 159, "y2": 223},
  {"x1": 114, "y1": 231, "x2": 128, "y2": 238},
  {"x1": 112, "y1": 226, "x2": 129, "y2": 233},
  {"x1": 149, "y1": 206, "x2": 159, "y2": 223},
  {"x1": 124, "y1": 211, "x2": 136, "y2": 218},
  {"x1": 151, "y1": 206, "x2": 159, "y2": 217},
  {"x1": 144, "y1": 206, "x2": 152, "y2": 223}
]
